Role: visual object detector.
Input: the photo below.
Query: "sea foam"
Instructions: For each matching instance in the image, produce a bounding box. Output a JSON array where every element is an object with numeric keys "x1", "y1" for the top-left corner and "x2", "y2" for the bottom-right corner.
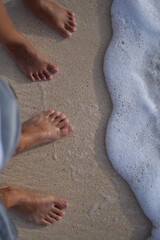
[{"x1": 104, "y1": 0, "x2": 160, "y2": 239}]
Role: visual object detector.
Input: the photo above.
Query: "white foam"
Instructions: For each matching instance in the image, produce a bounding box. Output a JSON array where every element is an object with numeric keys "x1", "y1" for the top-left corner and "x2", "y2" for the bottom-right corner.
[{"x1": 104, "y1": 1, "x2": 160, "y2": 239}]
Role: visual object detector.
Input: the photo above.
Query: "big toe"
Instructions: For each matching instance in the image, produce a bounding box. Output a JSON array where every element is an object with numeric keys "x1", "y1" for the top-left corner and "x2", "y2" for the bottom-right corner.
[
  {"x1": 54, "y1": 197, "x2": 69, "y2": 209},
  {"x1": 47, "y1": 64, "x2": 59, "y2": 74},
  {"x1": 60, "y1": 125, "x2": 73, "y2": 137},
  {"x1": 42, "y1": 64, "x2": 58, "y2": 80}
]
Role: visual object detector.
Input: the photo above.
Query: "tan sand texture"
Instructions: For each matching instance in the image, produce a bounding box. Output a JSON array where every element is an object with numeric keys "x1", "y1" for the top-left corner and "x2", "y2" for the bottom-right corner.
[{"x1": 0, "y1": 0, "x2": 151, "y2": 239}]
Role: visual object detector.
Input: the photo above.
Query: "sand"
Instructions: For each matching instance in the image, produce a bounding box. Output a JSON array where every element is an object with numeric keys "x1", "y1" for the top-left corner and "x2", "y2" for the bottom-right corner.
[{"x1": 0, "y1": 0, "x2": 151, "y2": 239}]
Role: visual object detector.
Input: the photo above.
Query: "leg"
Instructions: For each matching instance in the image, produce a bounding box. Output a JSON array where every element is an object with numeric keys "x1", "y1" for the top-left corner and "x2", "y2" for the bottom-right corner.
[
  {"x1": 23, "y1": 0, "x2": 77, "y2": 38},
  {"x1": 0, "y1": 0, "x2": 58, "y2": 81},
  {"x1": 0, "y1": 186, "x2": 68, "y2": 225},
  {"x1": 3, "y1": 110, "x2": 72, "y2": 225},
  {"x1": 16, "y1": 109, "x2": 73, "y2": 153},
  {"x1": 0, "y1": 81, "x2": 72, "y2": 226},
  {"x1": 0, "y1": 108, "x2": 72, "y2": 225}
]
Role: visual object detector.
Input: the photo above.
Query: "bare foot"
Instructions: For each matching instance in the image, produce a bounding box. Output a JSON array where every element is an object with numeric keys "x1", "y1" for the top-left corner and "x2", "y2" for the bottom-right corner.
[
  {"x1": 16, "y1": 109, "x2": 73, "y2": 153},
  {"x1": 0, "y1": 186, "x2": 68, "y2": 225},
  {"x1": 5, "y1": 31, "x2": 59, "y2": 81},
  {"x1": 23, "y1": 0, "x2": 77, "y2": 38}
]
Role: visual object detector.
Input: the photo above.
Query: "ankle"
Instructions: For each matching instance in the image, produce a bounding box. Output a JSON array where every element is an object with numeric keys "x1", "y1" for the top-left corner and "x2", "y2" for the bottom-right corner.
[
  {"x1": 16, "y1": 133, "x2": 27, "y2": 154},
  {"x1": 0, "y1": 187, "x2": 18, "y2": 208},
  {"x1": 2, "y1": 30, "x2": 22, "y2": 48}
]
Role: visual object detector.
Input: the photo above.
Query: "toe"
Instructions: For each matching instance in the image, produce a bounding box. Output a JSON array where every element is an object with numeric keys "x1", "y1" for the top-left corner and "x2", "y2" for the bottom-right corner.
[
  {"x1": 58, "y1": 25, "x2": 72, "y2": 38},
  {"x1": 65, "y1": 23, "x2": 76, "y2": 33},
  {"x1": 53, "y1": 114, "x2": 66, "y2": 124},
  {"x1": 65, "y1": 31, "x2": 72, "y2": 38},
  {"x1": 33, "y1": 73, "x2": 41, "y2": 81},
  {"x1": 45, "y1": 215, "x2": 56, "y2": 224},
  {"x1": 53, "y1": 198, "x2": 69, "y2": 209},
  {"x1": 41, "y1": 219, "x2": 51, "y2": 226},
  {"x1": 58, "y1": 114, "x2": 66, "y2": 120},
  {"x1": 50, "y1": 111, "x2": 61, "y2": 120},
  {"x1": 63, "y1": 30, "x2": 72, "y2": 38},
  {"x1": 45, "y1": 109, "x2": 55, "y2": 117},
  {"x1": 39, "y1": 71, "x2": 46, "y2": 81},
  {"x1": 68, "y1": 15, "x2": 75, "y2": 21},
  {"x1": 29, "y1": 73, "x2": 35, "y2": 82},
  {"x1": 52, "y1": 207, "x2": 65, "y2": 217},
  {"x1": 49, "y1": 212, "x2": 61, "y2": 221},
  {"x1": 58, "y1": 118, "x2": 69, "y2": 128},
  {"x1": 43, "y1": 69, "x2": 52, "y2": 80},
  {"x1": 68, "y1": 20, "x2": 77, "y2": 27},
  {"x1": 36, "y1": 73, "x2": 41, "y2": 81},
  {"x1": 67, "y1": 10, "x2": 75, "y2": 17},
  {"x1": 47, "y1": 64, "x2": 59, "y2": 74},
  {"x1": 60, "y1": 125, "x2": 73, "y2": 136}
]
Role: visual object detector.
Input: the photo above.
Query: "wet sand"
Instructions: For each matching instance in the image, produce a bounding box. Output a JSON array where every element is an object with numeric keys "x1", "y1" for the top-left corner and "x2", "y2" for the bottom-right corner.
[{"x1": 0, "y1": 0, "x2": 151, "y2": 239}]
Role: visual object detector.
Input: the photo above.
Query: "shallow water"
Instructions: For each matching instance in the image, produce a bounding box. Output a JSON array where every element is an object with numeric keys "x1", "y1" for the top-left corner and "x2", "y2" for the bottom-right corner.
[{"x1": 104, "y1": 1, "x2": 160, "y2": 239}]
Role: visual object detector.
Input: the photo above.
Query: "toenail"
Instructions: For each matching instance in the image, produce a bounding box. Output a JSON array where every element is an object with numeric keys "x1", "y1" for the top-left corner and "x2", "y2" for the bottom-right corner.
[
  {"x1": 63, "y1": 201, "x2": 68, "y2": 208},
  {"x1": 68, "y1": 125, "x2": 72, "y2": 133},
  {"x1": 63, "y1": 203, "x2": 67, "y2": 208}
]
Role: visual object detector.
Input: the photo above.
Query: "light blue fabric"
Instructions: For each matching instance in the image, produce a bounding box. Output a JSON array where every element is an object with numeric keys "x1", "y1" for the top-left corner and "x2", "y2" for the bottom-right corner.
[
  {"x1": 0, "y1": 109, "x2": 4, "y2": 169},
  {"x1": 0, "y1": 201, "x2": 18, "y2": 240},
  {"x1": 0, "y1": 79, "x2": 21, "y2": 239},
  {"x1": 0, "y1": 80, "x2": 21, "y2": 170}
]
